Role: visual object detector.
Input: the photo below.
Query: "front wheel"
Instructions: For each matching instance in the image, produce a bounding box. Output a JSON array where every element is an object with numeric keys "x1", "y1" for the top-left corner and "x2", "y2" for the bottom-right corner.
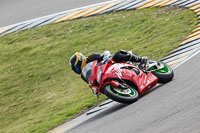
[
  {"x1": 104, "y1": 84, "x2": 139, "y2": 104},
  {"x1": 152, "y1": 62, "x2": 174, "y2": 83}
]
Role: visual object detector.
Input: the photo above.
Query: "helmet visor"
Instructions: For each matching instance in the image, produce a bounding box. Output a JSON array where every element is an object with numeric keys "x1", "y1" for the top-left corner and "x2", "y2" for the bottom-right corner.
[{"x1": 72, "y1": 61, "x2": 82, "y2": 74}]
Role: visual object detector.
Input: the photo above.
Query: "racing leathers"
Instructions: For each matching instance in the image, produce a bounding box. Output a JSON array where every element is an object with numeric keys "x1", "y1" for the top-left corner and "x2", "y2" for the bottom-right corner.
[{"x1": 81, "y1": 50, "x2": 147, "y2": 83}]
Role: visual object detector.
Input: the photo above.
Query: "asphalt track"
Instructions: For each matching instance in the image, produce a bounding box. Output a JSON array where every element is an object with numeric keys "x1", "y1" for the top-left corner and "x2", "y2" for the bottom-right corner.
[
  {"x1": 67, "y1": 52, "x2": 200, "y2": 133},
  {"x1": 0, "y1": 0, "x2": 108, "y2": 27}
]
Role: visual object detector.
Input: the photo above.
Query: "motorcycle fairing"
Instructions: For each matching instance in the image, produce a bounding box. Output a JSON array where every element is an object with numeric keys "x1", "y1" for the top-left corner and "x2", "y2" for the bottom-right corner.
[{"x1": 89, "y1": 60, "x2": 158, "y2": 95}]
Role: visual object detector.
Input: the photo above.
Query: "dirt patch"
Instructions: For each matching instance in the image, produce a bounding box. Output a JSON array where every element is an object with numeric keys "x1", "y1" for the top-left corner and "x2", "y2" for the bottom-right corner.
[{"x1": 157, "y1": 6, "x2": 186, "y2": 15}]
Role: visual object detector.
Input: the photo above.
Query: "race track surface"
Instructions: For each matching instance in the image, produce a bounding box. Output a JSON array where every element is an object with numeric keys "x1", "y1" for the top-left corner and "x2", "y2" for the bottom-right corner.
[
  {"x1": 0, "y1": 0, "x2": 108, "y2": 27},
  {"x1": 67, "y1": 52, "x2": 200, "y2": 133}
]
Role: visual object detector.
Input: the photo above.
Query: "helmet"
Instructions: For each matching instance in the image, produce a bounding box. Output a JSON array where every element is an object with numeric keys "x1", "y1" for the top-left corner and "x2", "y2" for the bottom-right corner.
[{"x1": 69, "y1": 52, "x2": 87, "y2": 74}]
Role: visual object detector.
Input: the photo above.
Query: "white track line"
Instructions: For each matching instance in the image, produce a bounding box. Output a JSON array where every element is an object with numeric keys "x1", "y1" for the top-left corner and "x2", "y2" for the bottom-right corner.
[
  {"x1": 0, "y1": 0, "x2": 120, "y2": 29},
  {"x1": 173, "y1": 48, "x2": 200, "y2": 69}
]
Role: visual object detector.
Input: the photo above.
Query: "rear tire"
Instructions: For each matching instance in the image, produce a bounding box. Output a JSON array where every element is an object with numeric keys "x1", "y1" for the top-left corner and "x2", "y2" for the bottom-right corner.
[
  {"x1": 104, "y1": 85, "x2": 139, "y2": 104},
  {"x1": 152, "y1": 62, "x2": 174, "y2": 83}
]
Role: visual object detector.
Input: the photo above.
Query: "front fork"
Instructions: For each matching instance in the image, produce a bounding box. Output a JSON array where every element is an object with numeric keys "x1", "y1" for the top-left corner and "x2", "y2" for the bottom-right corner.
[
  {"x1": 89, "y1": 84, "x2": 99, "y2": 97},
  {"x1": 90, "y1": 80, "x2": 128, "y2": 96}
]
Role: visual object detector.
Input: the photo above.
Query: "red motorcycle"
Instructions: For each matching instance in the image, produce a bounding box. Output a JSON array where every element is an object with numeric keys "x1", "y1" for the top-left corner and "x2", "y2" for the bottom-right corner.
[{"x1": 88, "y1": 59, "x2": 174, "y2": 103}]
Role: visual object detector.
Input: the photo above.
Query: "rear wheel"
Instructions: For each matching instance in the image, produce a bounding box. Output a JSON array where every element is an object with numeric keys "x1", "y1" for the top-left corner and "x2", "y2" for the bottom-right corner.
[
  {"x1": 151, "y1": 62, "x2": 174, "y2": 83},
  {"x1": 104, "y1": 84, "x2": 139, "y2": 104}
]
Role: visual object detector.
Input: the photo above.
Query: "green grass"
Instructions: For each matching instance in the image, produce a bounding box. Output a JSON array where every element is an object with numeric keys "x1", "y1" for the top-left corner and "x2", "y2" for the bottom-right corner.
[{"x1": 0, "y1": 7, "x2": 197, "y2": 133}]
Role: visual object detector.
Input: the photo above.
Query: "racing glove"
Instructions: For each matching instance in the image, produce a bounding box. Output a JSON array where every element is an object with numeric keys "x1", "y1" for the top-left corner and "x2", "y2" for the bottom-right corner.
[{"x1": 140, "y1": 56, "x2": 148, "y2": 64}]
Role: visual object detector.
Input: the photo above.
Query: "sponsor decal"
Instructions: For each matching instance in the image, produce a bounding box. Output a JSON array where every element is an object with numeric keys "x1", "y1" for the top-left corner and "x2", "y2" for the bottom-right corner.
[{"x1": 112, "y1": 69, "x2": 122, "y2": 79}]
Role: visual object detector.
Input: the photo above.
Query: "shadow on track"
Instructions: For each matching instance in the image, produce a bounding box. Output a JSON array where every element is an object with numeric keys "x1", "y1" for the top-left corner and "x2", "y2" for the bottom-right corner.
[
  {"x1": 139, "y1": 84, "x2": 164, "y2": 99},
  {"x1": 67, "y1": 83, "x2": 170, "y2": 133},
  {"x1": 84, "y1": 84, "x2": 165, "y2": 124},
  {"x1": 82, "y1": 84, "x2": 165, "y2": 124},
  {"x1": 86, "y1": 103, "x2": 129, "y2": 123}
]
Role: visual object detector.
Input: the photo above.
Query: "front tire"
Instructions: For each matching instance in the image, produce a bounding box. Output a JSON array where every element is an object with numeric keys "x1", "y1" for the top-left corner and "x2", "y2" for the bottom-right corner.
[
  {"x1": 104, "y1": 84, "x2": 139, "y2": 104},
  {"x1": 152, "y1": 62, "x2": 174, "y2": 83}
]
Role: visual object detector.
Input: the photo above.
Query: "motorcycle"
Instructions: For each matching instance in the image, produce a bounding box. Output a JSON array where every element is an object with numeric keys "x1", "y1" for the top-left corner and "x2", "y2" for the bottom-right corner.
[{"x1": 88, "y1": 58, "x2": 174, "y2": 104}]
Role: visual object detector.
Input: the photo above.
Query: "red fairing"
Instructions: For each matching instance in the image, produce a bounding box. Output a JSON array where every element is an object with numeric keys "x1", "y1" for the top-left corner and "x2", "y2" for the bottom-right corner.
[{"x1": 88, "y1": 60, "x2": 158, "y2": 95}]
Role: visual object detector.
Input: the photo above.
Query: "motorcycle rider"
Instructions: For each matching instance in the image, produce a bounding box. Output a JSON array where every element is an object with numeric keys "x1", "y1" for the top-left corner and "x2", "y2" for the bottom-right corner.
[{"x1": 69, "y1": 50, "x2": 147, "y2": 84}]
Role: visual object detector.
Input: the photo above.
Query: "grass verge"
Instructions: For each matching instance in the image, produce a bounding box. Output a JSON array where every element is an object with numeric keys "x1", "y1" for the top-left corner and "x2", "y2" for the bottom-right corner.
[{"x1": 0, "y1": 7, "x2": 197, "y2": 133}]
